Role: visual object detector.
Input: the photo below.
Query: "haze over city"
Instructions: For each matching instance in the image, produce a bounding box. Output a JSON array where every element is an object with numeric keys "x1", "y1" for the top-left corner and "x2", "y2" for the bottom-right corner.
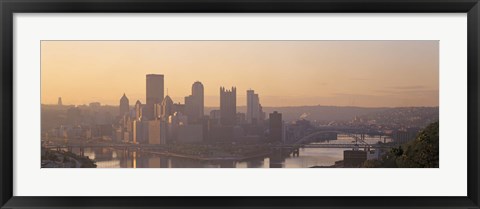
[
  {"x1": 41, "y1": 40, "x2": 439, "y2": 168},
  {"x1": 41, "y1": 41, "x2": 439, "y2": 107}
]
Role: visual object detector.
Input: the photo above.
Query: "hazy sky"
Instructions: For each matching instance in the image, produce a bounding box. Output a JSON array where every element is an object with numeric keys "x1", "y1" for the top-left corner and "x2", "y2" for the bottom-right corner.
[{"x1": 41, "y1": 41, "x2": 439, "y2": 107}]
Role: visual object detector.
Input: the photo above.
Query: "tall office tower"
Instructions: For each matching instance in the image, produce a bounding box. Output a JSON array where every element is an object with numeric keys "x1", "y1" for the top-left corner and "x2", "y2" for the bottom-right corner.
[
  {"x1": 246, "y1": 89, "x2": 261, "y2": 124},
  {"x1": 161, "y1": 95, "x2": 174, "y2": 119},
  {"x1": 154, "y1": 103, "x2": 163, "y2": 120},
  {"x1": 259, "y1": 104, "x2": 266, "y2": 122},
  {"x1": 269, "y1": 111, "x2": 282, "y2": 141},
  {"x1": 220, "y1": 86, "x2": 236, "y2": 126},
  {"x1": 119, "y1": 93, "x2": 130, "y2": 117},
  {"x1": 184, "y1": 95, "x2": 195, "y2": 122},
  {"x1": 134, "y1": 100, "x2": 142, "y2": 120},
  {"x1": 133, "y1": 119, "x2": 144, "y2": 144},
  {"x1": 57, "y1": 97, "x2": 63, "y2": 106},
  {"x1": 185, "y1": 81, "x2": 205, "y2": 124},
  {"x1": 192, "y1": 81, "x2": 204, "y2": 118},
  {"x1": 146, "y1": 120, "x2": 163, "y2": 145},
  {"x1": 146, "y1": 74, "x2": 164, "y2": 120}
]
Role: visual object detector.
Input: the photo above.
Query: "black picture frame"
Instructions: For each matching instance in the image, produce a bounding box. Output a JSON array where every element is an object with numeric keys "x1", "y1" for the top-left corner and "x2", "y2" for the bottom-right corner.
[{"x1": 1, "y1": 0, "x2": 479, "y2": 208}]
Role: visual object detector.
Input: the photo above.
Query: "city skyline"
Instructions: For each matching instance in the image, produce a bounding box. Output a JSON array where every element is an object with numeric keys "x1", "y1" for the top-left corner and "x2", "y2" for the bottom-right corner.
[
  {"x1": 41, "y1": 41, "x2": 440, "y2": 169},
  {"x1": 41, "y1": 41, "x2": 439, "y2": 107}
]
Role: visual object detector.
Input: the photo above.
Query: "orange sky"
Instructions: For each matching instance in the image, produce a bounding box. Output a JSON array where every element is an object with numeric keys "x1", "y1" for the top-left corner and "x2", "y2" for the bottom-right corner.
[{"x1": 41, "y1": 41, "x2": 439, "y2": 107}]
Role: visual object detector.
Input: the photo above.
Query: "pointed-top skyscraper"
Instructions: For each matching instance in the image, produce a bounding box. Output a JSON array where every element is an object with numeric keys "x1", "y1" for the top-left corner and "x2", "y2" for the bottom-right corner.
[
  {"x1": 119, "y1": 93, "x2": 130, "y2": 116},
  {"x1": 161, "y1": 95, "x2": 174, "y2": 119}
]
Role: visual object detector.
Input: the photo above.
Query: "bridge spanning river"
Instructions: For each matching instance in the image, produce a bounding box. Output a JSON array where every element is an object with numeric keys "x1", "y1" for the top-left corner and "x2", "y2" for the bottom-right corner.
[
  {"x1": 44, "y1": 141, "x2": 394, "y2": 151},
  {"x1": 43, "y1": 129, "x2": 394, "y2": 162},
  {"x1": 44, "y1": 130, "x2": 392, "y2": 150},
  {"x1": 274, "y1": 143, "x2": 394, "y2": 149},
  {"x1": 44, "y1": 143, "x2": 167, "y2": 149}
]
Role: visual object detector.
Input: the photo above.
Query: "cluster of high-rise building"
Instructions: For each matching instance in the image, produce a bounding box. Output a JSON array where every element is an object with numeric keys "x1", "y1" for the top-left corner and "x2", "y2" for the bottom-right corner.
[{"x1": 115, "y1": 74, "x2": 284, "y2": 145}]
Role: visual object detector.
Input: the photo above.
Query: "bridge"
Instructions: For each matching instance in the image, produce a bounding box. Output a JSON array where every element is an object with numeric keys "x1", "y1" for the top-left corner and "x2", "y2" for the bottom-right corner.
[
  {"x1": 43, "y1": 143, "x2": 169, "y2": 157},
  {"x1": 292, "y1": 130, "x2": 379, "y2": 146},
  {"x1": 43, "y1": 129, "x2": 391, "y2": 159},
  {"x1": 272, "y1": 130, "x2": 391, "y2": 157},
  {"x1": 274, "y1": 143, "x2": 394, "y2": 149},
  {"x1": 43, "y1": 143, "x2": 167, "y2": 149},
  {"x1": 314, "y1": 126, "x2": 385, "y2": 136}
]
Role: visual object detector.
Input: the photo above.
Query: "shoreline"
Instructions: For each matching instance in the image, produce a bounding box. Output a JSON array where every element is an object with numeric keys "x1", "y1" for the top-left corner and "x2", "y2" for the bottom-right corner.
[{"x1": 141, "y1": 149, "x2": 272, "y2": 162}]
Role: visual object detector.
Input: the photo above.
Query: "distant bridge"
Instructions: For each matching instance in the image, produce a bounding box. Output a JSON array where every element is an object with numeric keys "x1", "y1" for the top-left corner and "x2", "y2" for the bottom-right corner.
[
  {"x1": 43, "y1": 143, "x2": 168, "y2": 151},
  {"x1": 293, "y1": 131, "x2": 341, "y2": 145},
  {"x1": 274, "y1": 143, "x2": 394, "y2": 149},
  {"x1": 43, "y1": 143, "x2": 169, "y2": 157},
  {"x1": 293, "y1": 130, "x2": 377, "y2": 146},
  {"x1": 314, "y1": 127, "x2": 385, "y2": 136},
  {"x1": 273, "y1": 130, "x2": 391, "y2": 157}
]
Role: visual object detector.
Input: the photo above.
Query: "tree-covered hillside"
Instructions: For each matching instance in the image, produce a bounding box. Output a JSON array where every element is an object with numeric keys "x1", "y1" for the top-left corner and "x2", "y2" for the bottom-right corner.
[{"x1": 363, "y1": 122, "x2": 439, "y2": 168}]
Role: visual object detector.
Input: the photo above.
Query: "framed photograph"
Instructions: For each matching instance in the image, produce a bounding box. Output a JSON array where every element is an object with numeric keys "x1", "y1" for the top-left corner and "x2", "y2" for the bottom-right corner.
[{"x1": 1, "y1": 0, "x2": 479, "y2": 208}]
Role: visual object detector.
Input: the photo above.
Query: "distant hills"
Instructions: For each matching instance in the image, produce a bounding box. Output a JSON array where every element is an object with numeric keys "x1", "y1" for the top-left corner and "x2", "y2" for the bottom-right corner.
[
  {"x1": 206, "y1": 105, "x2": 439, "y2": 123},
  {"x1": 42, "y1": 104, "x2": 439, "y2": 124}
]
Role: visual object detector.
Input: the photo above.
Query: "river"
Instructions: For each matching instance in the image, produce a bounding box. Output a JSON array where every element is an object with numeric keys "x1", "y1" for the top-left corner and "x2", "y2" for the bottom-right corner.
[{"x1": 72, "y1": 134, "x2": 392, "y2": 168}]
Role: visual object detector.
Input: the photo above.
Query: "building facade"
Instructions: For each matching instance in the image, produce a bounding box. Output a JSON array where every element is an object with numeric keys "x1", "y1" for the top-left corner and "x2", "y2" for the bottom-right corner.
[
  {"x1": 246, "y1": 90, "x2": 261, "y2": 124},
  {"x1": 161, "y1": 95, "x2": 174, "y2": 120},
  {"x1": 184, "y1": 95, "x2": 196, "y2": 123},
  {"x1": 192, "y1": 81, "x2": 204, "y2": 120},
  {"x1": 220, "y1": 86, "x2": 236, "y2": 126},
  {"x1": 184, "y1": 81, "x2": 204, "y2": 124},
  {"x1": 119, "y1": 93, "x2": 129, "y2": 117},
  {"x1": 145, "y1": 74, "x2": 164, "y2": 120},
  {"x1": 134, "y1": 100, "x2": 142, "y2": 120},
  {"x1": 269, "y1": 111, "x2": 283, "y2": 141}
]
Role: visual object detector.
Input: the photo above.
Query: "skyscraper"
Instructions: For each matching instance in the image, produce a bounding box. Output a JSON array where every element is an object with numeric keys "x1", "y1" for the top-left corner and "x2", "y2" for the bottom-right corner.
[
  {"x1": 161, "y1": 95, "x2": 174, "y2": 119},
  {"x1": 246, "y1": 89, "x2": 261, "y2": 124},
  {"x1": 134, "y1": 100, "x2": 142, "y2": 120},
  {"x1": 184, "y1": 95, "x2": 195, "y2": 122},
  {"x1": 146, "y1": 74, "x2": 164, "y2": 120},
  {"x1": 220, "y1": 86, "x2": 236, "y2": 126},
  {"x1": 192, "y1": 81, "x2": 204, "y2": 119},
  {"x1": 154, "y1": 103, "x2": 162, "y2": 120},
  {"x1": 185, "y1": 81, "x2": 204, "y2": 124},
  {"x1": 119, "y1": 93, "x2": 130, "y2": 117},
  {"x1": 269, "y1": 111, "x2": 282, "y2": 141}
]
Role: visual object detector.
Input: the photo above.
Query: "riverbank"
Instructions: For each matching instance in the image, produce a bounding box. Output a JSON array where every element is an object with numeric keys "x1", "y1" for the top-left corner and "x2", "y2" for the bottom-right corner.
[
  {"x1": 41, "y1": 149, "x2": 96, "y2": 168},
  {"x1": 142, "y1": 149, "x2": 272, "y2": 162}
]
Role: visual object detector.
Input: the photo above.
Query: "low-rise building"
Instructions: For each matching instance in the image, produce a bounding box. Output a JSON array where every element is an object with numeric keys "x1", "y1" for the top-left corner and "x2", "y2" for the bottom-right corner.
[{"x1": 344, "y1": 150, "x2": 367, "y2": 167}]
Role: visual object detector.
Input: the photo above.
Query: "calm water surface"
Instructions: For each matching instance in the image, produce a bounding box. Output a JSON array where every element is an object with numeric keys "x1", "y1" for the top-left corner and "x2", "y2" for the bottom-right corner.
[{"x1": 72, "y1": 134, "x2": 391, "y2": 168}]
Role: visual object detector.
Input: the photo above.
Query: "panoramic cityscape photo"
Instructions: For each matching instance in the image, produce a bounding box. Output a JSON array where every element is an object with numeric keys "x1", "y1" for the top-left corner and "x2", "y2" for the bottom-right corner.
[{"x1": 41, "y1": 41, "x2": 439, "y2": 168}]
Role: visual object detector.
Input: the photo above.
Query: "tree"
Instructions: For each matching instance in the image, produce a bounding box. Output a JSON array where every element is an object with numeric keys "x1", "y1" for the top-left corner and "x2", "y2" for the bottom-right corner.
[
  {"x1": 362, "y1": 122, "x2": 439, "y2": 168},
  {"x1": 396, "y1": 122, "x2": 439, "y2": 168}
]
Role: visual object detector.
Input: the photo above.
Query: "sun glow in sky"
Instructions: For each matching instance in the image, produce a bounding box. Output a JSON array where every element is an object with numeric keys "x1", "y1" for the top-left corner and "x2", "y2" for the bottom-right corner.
[{"x1": 41, "y1": 41, "x2": 439, "y2": 107}]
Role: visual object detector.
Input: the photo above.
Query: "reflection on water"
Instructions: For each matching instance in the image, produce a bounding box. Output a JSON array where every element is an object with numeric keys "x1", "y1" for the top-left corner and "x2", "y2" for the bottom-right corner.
[{"x1": 74, "y1": 134, "x2": 391, "y2": 168}]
